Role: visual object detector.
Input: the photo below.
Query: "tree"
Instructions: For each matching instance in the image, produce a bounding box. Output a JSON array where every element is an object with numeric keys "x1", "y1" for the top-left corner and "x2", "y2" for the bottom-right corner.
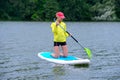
[
  {"x1": 91, "y1": 0, "x2": 117, "y2": 21},
  {"x1": 0, "y1": 0, "x2": 119, "y2": 21},
  {"x1": 43, "y1": 0, "x2": 59, "y2": 21},
  {"x1": 115, "y1": 0, "x2": 120, "y2": 20},
  {"x1": 31, "y1": 0, "x2": 46, "y2": 21},
  {"x1": 0, "y1": 0, "x2": 11, "y2": 20},
  {"x1": 57, "y1": 0, "x2": 92, "y2": 21}
]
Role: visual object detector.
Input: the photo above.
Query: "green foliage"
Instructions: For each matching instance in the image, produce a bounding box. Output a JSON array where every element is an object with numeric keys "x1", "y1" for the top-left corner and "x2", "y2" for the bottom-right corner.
[
  {"x1": 58, "y1": 0, "x2": 92, "y2": 21},
  {"x1": 0, "y1": 0, "x2": 119, "y2": 21},
  {"x1": 115, "y1": 0, "x2": 120, "y2": 20},
  {"x1": 43, "y1": 0, "x2": 59, "y2": 21},
  {"x1": 91, "y1": 0, "x2": 117, "y2": 21}
]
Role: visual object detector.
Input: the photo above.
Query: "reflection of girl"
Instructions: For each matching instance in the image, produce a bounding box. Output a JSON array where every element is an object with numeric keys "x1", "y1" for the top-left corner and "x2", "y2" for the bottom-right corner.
[{"x1": 50, "y1": 12, "x2": 70, "y2": 58}]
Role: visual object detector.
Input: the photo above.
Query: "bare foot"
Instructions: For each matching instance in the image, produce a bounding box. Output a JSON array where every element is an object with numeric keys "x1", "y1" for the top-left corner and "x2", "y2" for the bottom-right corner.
[
  {"x1": 60, "y1": 53, "x2": 64, "y2": 56},
  {"x1": 60, "y1": 53, "x2": 67, "y2": 57},
  {"x1": 51, "y1": 53, "x2": 58, "y2": 58}
]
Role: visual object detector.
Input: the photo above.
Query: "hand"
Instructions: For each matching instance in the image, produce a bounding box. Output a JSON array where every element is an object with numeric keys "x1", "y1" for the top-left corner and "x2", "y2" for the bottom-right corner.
[{"x1": 56, "y1": 21, "x2": 59, "y2": 26}]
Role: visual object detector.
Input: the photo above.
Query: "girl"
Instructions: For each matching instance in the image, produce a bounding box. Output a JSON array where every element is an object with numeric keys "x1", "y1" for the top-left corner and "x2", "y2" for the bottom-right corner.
[{"x1": 50, "y1": 12, "x2": 70, "y2": 58}]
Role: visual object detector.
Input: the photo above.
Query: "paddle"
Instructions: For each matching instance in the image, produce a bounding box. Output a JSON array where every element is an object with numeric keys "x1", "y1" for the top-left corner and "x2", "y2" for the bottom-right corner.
[{"x1": 54, "y1": 19, "x2": 92, "y2": 59}]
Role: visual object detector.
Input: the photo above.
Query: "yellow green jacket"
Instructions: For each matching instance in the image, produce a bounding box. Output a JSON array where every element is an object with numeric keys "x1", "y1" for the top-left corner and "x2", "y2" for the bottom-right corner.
[{"x1": 51, "y1": 21, "x2": 69, "y2": 42}]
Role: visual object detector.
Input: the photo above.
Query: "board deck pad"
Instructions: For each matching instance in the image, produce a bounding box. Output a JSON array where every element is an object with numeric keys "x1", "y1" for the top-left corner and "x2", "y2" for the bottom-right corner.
[
  {"x1": 38, "y1": 52, "x2": 90, "y2": 64},
  {"x1": 40, "y1": 52, "x2": 78, "y2": 60}
]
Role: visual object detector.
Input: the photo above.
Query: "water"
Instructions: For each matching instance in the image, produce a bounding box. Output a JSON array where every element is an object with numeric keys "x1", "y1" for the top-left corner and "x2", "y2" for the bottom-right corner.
[{"x1": 0, "y1": 22, "x2": 120, "y2": 80}]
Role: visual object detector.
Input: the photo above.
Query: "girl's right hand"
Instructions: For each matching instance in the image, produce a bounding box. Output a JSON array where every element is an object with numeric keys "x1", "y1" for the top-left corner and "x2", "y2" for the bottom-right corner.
[{"x1": 56, "y1": 21, "x2": 59, "y2": 26}]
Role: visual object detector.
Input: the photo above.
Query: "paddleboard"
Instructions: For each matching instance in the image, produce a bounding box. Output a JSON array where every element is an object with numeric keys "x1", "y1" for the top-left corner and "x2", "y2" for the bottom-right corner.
[{"x1": 38, "y1": 52, "x2": 90, "y2": 65}]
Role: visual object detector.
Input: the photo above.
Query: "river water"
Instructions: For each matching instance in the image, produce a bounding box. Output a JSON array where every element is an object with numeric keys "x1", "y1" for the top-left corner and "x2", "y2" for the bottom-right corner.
[{"x1": 0, "y1": 22, "x2": 120, "y2": 80}]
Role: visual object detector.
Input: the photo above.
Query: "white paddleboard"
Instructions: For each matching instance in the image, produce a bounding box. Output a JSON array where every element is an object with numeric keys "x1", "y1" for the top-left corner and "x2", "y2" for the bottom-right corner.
[{"x1": 38, "y1": 52, "x2": 90, "y2": 65}]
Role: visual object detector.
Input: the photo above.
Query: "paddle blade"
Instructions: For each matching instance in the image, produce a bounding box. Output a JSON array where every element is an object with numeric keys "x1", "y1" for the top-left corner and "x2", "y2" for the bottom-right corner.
[{"x1": 84, "y1": 48, "x2": 92, "y2": 59}]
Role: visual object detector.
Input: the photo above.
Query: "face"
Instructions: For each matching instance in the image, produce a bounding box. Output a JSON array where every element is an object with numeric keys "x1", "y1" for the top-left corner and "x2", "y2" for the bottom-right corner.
[{"x1": 57, "y1": 16, "x2": 63, "y2": 22}]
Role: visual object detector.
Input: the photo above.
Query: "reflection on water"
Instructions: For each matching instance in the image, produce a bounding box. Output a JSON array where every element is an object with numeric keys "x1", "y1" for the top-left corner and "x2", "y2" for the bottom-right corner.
[
  {"x1": 0, "y1": 22, "x2": 120, "y2": 80},
  {"x1": 53, "y1": 65, "x2": 65, "y2": 76}
]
